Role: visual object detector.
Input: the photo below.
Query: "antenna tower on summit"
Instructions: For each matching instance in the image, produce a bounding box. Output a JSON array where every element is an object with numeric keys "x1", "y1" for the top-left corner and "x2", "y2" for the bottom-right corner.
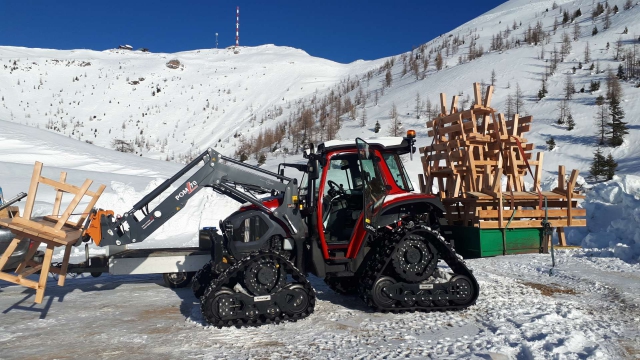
[{"x1": 235, "y1": 6, "x2": 240, "y2": 47}]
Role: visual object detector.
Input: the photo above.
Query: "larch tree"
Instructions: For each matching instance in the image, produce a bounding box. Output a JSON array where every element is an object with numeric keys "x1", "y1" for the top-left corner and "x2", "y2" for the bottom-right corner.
[
  {"x1": 414, "y1": 92, "x2": 421, "y2": 119},
  {"x1": 435, "y1": 52, "x2": 444, "y2": 71},
  {"x1": 388, "y1": 103, "x2": 401, "y2": 136},
  {"x1": 584, "y1": 42, "x2": 591, "y2": 63},
  {"x1": 515, "y1": 83, "x2": 525, "y2": 114},
  {"x1": 385, "y1": 69, "x2": 393, "y2": 87}
]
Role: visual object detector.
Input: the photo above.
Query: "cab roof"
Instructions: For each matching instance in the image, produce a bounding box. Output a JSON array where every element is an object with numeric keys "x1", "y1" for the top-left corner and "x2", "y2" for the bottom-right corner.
[{"x1": 316, "y1": 137, "x2": 411, "y2": 155}]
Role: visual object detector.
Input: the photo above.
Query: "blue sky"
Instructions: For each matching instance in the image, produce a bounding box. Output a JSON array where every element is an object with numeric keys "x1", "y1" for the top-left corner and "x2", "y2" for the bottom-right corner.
[{"x1": 1, "y1": 0, "x2": 506, "y2": 64}]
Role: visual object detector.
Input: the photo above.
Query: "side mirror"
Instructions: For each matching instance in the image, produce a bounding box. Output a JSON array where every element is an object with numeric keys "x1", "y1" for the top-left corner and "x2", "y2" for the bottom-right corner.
[
  {"x1": 309, "y1": 160, "x2": 320, "y2": 180},
  {"x1": 303, "y1": 143, "x2": 315, "y2": 159}
]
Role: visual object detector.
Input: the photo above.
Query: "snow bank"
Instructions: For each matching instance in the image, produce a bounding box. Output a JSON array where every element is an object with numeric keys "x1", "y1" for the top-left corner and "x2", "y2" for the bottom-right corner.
[{"x1": 568, "y1": 175, "x2": 640, "y2": 263}]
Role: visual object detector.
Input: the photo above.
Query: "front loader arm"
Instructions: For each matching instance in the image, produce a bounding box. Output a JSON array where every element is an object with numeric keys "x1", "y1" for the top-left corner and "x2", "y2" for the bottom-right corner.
[{"x1": 88, "y1": 148, "x2": 304, "y2": 247}]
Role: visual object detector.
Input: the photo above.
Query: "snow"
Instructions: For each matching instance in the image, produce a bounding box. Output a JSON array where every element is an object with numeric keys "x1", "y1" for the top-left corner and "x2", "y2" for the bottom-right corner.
[{"x1": 1, "y1": 0, "x2": 640, "y2": 357}]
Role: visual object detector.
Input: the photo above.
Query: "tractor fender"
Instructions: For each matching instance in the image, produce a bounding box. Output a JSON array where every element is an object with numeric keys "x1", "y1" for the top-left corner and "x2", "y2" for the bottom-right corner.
[{"x1": 222, "y1": 209, "x2": 289, "y2": 258}]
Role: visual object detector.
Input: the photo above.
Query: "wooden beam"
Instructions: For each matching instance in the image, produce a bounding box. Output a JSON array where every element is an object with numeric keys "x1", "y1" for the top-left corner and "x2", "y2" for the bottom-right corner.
[
  {"x1": 0, "y1": 237, "x2": 22, "y2": 270},
  {"x1": 23, "y1": 161, "x2": 43, "y2": 220},
  {"x1": 450, "y1": 95, "x2": 459, "y2": 115},
  {"x1": 52, "y1": 172, "x2": 67, "y2": 216},
  {"x1": 473, "y1": 82, "x2": 482, "y2": 106},
  {"x1": 479, "y1": 219, "x2": 587, "y2": 229},
  {"x1": 440, "y1": 93, "x2": 447, "y2": 116},
  {"x1": 558, "y1": 165, "x2": 566, "y2": 192},
  {"x1": 35, "y1": 244, "x2": 54, "y2": 304},
  {"x1": 484, "y1": 85, "x2": 494, "y2": 107},
  {"x1": 54, "y1": 179, "x2": 92, "y2": 231},
  {"x1": 477, "y1": 209, "x2": 586, "y2": 218}
]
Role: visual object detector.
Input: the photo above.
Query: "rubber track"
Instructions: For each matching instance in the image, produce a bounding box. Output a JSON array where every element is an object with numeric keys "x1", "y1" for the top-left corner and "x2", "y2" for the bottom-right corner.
[
  {"x1": 200, "y1": 251, "x2": 316, "y2": 328},
  {"x1": 359, "y1": 224, "x2": 480, "y2": 312}
]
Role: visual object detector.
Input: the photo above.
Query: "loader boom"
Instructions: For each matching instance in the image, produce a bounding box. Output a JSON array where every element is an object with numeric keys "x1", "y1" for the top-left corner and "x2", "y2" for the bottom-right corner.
[{"x1": 88, "y1": 148, "x2": 306, "y2": 247}]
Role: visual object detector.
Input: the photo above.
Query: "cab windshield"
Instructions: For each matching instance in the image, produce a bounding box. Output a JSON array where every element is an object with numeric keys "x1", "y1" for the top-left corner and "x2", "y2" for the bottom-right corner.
[{"x1": 382, "y1": 153, "x2": 413, "y2": 191}]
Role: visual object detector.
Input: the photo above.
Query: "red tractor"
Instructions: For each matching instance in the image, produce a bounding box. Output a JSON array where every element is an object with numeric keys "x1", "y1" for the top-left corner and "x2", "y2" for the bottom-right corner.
[{"x1": 86, "y1": 134, "x2": 479, "y2": 326}]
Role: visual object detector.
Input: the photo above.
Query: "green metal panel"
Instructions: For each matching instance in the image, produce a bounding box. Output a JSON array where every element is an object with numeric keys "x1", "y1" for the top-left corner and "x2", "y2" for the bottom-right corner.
[{"x1": 443, "y1": 226, "x2": 542, "y2": 259}]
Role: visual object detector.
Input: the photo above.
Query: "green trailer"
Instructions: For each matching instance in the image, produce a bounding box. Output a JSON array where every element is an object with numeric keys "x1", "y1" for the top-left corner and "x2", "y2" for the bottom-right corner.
[{"x1": 443, "y1": 225, "x2": 544, "y2": 259}]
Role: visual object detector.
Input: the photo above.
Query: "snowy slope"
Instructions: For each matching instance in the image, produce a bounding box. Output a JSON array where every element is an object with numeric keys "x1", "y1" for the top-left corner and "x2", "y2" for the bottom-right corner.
[{"x1": 0, "y1": 45, "x2": 384, "y2": 160}]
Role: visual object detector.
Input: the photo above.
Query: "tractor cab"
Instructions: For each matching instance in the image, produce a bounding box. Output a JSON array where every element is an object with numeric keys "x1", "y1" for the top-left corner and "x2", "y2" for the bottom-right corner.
[{"x1": 306, "y1": 133, "x2": 418, "y2": 260}]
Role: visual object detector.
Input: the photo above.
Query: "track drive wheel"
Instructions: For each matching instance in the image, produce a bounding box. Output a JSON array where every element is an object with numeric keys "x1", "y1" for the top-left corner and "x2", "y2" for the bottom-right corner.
[
  {"x1": 391, "y1": 234, "x2": 438, "y2": 282},
  {"x1": 243, "y1": 256, "x2": 286, "y2": 296}
]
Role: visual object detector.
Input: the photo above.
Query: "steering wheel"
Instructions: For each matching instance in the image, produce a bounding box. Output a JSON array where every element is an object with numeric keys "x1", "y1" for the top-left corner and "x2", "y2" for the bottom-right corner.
[{"x1": 327, "y1": 180, "x2": 346, "y2": 198}]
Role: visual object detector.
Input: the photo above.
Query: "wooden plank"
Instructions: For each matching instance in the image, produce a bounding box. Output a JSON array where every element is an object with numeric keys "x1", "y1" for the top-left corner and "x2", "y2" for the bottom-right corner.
[
  {"x1": 479, "y1": 219, "x2": 586, "y2": 229},
  {"x1": 473, "y1": 82, "x2": 482, "y2": 106},
  {"x1": 533, "y1": 152, "x2": 544, "y2": 192},
  {"x1": 51, "y1": 172, "x2": 67, "y2": 216},
  {"x1": 35, "y1": 244, "x2": 55, "y2": 304},
  {"x1": 558, "y1": 165, "x2": 566, "y2": 192},
  {"x1": 54, "y1": 179, "x2": 92, "y2": 231},
  {"x1": 440, "y1": 93, "x2": 447, "y2": 116},
  {"x1": 484, "y1": 85, "x2": 494, "y2": 107},
  {"x1": 0, "y1": 237, "x2": 22, "y2": 270},
  {"x1": 23, "y1": 161, "x2": 43, "y2": 220},
  {"x1": 450, "y1": 95, "x2": 459, "y2": 115},
  {"x1": 17, "y1": 264, "x2": 42, "y2": 278},
  {"x1": 15, "y1": 240, "x2": 40, "y2": 274},
  {"x1": 477, "y1": 209, "x2": 587, "y2": 218},
  {"x1": 78, "y1": 184, "x2": 106, "y2": 226},
  {"x1": 557, "y1": 227, "x2": 567, "y2": 246},
  {"x1": 39, "y1": 176, "x2": 99, "y2": 198},
  {"x1": 0, "y1": 272, "x2": 39, "y2": 289},
  {"x1": 11, "y1": 217, "x2": 67, "y2": 238},
  {"x1": 511, "y1": 114, "x2": 519, "y2": 137},
  {"x1": 57, "y1": 245, "x2": 73, "y2": 286}
]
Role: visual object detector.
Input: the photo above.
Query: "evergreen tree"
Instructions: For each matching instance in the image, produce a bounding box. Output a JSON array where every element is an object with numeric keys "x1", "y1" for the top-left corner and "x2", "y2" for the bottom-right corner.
[
  {"x1": 592, "y1": 26, "x2": 598, "y2": 36},
  {"x1": 374, "y1": 120, "x2": 381, "y2": 133},
  {"x1": 360, "y1": 108, "x2": 367, "y2": 127},
  {"x1": 608, "y1": 93, "x2": 628, "y2": 146},
  {"x1": 567, "y1": 113, "x2": 575, "y2": 130},
  {"x1": 605, "y1": 154, "x2": 618, "y2": 180},
  {"x1": 590, "y1": 147, "x2": 606, "y2": 181},
  {"x1": 546, "y1": 136, "x2": 556, "y2": 150},
  {"x1": 257, "y1": 153, "x2": 266, "y2": 166},
  {"x1": 239, "y1": 152, "x2": 249, "y2": 162},
  {"x1": 617, "y1": 64, "x2": 625, "y2": 79}
]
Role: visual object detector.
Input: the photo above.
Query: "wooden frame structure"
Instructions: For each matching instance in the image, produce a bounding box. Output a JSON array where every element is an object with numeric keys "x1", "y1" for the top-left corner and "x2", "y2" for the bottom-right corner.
[
  {"x1": 417, "y1": 83, "x2": 585, "y2": 246},
  {"x1": 0, "y1": 162, "x2": 105, "y2": 303}
]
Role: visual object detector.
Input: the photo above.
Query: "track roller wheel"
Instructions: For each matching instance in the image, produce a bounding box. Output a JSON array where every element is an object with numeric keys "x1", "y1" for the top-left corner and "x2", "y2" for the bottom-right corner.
[
  {"x1": 281, "y1": 284, "x2": 311, "y2": 316},
  {"x1": 371, "y1": 276, "x2": 398, "y2": 308},
  {"x1": 202, "y1": 287, "x2": 239, "y2": 324},
  {"x1": 449, "y1": 275, "x2": 474, "y2": 305},
  {"x1": 432, "y1": 289, "x2": 449, "y2": 307}
]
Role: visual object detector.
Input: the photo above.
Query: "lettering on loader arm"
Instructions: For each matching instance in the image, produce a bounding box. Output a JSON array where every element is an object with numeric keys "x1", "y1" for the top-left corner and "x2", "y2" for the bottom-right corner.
[{"x1": 175, "y1": 181, "x2": 198, "y2": 201}]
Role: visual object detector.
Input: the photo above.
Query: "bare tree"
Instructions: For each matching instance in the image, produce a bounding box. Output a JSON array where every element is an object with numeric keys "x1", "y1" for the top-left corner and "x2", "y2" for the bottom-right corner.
[
  {"x1": 603, "y1": 8, "x2": 611, "y2": 30},
  {"x1": 435, "y1": 52, "x2": 444, "y2": 71},
  {"x1": 515, "y1": 83, "x2": 525, "y2": 114},
  {"x1": 556, "y1": 99, "x2": 570, "y2": 124},
  {"x1": 563, "y1": 75, "x2": 575, "y2": 100},
  {"x1": 572, "y1": 21, "x2": 581, "y2": 41},
  {"x1": 385, "y1": 69, "x2": 393, "y2": 87},
  {"x1": 561, "y1": 32, "x2": 572, "y2": 60},
  {"x1": 360, "y1": 108, "x2": 367, "y2": 127},
  {"x1": 415, "y1": 92, "x2": 421, "y2": 119},
  {"x1": 584, "y1": 42, "x2": 591, "y2": 63},
  {"x1": 388, "y1": 103, "x2": 401, "y2": 136},
  {"x1": 491, "y1": 69, "x2": 497, "y2": 86}
]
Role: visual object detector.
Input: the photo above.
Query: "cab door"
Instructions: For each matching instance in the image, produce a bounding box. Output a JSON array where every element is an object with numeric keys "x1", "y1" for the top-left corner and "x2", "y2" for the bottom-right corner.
[{"x1": 355, "y1": 138, "x2": 389, "y2": 233}]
